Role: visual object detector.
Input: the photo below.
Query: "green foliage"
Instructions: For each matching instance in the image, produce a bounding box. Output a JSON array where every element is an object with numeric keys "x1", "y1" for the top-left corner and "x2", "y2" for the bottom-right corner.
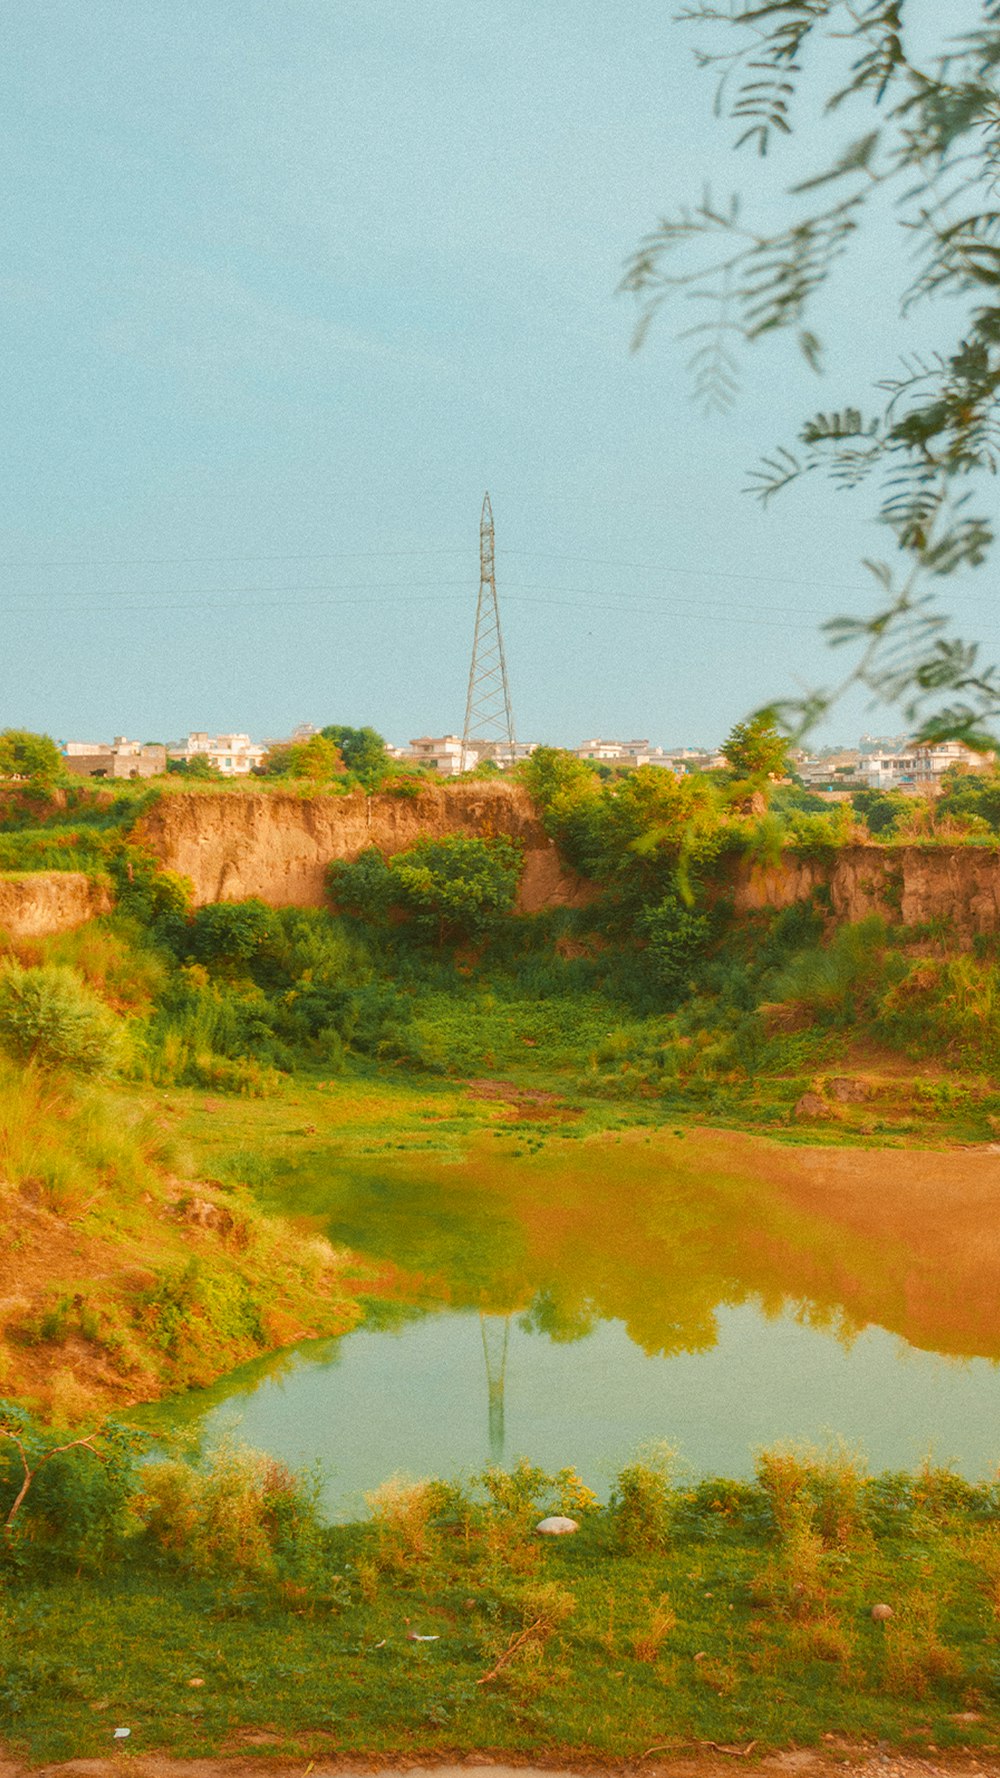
[
  {"x1": 723, "y1": 715, "x2": 788, "y2": 781},
  {"x1": 936, "y1": 769, "x2": 1000, "y2": 835},
  {"x1": 185, "y1": 899, "x2": 274, "y2": 972},
  {"x1": 0, "y1": 824, "x2": 111, "y2": 874},
  {"x1": 320, "y1": 723, "x2": 389, "y2": 786},
  {"x1": 106, "y1": 841, "x2": 192, "y2": 924},
  {"x1": 851, "y1": 787, "x2": 911, "y2": 837},
  {"x1": 331, "y1": 836, "x2": 523, "y2": 945},
  {"x1": 519, "y1": 745, "x2": 600, "y2": 828},
  {"x1": 770, "y1": 916, "x2": 899, "y2": 1027},
  {"x1": 166, "y1": 754, "x2": 218, "y2": 779},
  {"x1": 610, "y1": 1443, "x2": 679, "y2": 1553},
  {"x1": 136, "y1": 1442, "x2": 329, "y2": 1588},
  {"x1": 389, "y1": 834, "x2": 523, "y2": 943},
  {"x1": 0, "y1": 730, "x2": 62, "y2": 786},
  {"x1": 328, "y1": 846, "x2": 396, "y2": 922},
  {"x1": 288, "y1": 735, "x2": 342, "y2": 781},
  {"x1": 0, "y1": 962, "x2": 121, "y2": 1074},
  {"x1": 623, "y1": 3, "x2": 1000, "y2": 744},
  {"x1": 0, "y1": 1402, "x2": 142, "y2": 1573},
  {"x1": 639, "y1": 896, "x2": 713, "y2": 1003}
]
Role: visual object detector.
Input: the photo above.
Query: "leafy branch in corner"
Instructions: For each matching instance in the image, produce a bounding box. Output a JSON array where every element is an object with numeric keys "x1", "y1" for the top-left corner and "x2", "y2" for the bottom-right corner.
[{"x1": 624, "y1": 0, "x2": 1000, "y2": 740}]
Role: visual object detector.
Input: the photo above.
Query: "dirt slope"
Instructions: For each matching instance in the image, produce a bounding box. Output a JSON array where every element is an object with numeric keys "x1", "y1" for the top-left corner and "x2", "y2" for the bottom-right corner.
[
  {"x1": 0, "y1": 871, "x2": 111, "y2": 937},
  {"x1": 136, "y1": 784, "x2": 593, "y2": 913}
]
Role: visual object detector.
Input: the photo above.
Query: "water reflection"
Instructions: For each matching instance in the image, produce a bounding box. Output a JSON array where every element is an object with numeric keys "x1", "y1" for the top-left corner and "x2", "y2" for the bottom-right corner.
[
  {"x1": 285, "y1": 1132, "x2": 1000, "y2": 1365},
  {"x1": 145, "y1": 1131, "x2": 1000, "y2": 1502},
  {"x1": 480, "y1": 1315, "x2": 510, "y2": 1462}
]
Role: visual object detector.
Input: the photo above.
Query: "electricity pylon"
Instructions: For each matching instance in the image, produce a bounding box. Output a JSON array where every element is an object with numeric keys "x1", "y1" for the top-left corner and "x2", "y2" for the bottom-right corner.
[{"x1": 461, "y1": 493, "x2": 516, "y2": 767}]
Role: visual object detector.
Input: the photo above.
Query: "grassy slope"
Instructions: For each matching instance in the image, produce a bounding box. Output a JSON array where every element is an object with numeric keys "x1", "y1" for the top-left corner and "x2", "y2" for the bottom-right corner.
[
  {"x1": 6, "y1": 1472, "x2": 1000, "y2": 1764},
  {"x1": 0, "y1": 1066, "x2": 362, "y2": 1420}
]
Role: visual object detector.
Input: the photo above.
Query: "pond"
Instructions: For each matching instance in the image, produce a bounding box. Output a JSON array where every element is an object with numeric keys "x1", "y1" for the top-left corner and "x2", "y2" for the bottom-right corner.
[{"x1": 147, "y1": 1125, "x2": 1000, "y2": 1517}]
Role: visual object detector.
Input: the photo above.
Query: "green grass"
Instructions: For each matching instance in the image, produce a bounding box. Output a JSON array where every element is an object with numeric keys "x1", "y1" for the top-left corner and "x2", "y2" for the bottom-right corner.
[{"x1": 5, "y1": 1455, "x2": 1000, "y2": 1762}]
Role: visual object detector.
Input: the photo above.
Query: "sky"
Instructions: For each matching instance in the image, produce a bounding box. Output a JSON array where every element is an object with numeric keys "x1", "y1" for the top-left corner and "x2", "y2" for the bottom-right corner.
[{"x1": 1, "y1": 0, "x2": 991, "y2": 750}]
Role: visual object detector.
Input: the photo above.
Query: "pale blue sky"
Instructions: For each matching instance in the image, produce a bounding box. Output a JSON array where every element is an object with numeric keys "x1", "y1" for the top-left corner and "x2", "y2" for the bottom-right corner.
[{"x1": 1, "y1": 0, "x2": 989, "y2": 748}]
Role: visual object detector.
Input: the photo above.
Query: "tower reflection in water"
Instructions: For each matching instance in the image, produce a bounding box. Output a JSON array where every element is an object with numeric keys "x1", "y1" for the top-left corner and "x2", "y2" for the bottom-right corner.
[{"x1": 480, "y1": 1313, "x2": 510, "y2": 1463}]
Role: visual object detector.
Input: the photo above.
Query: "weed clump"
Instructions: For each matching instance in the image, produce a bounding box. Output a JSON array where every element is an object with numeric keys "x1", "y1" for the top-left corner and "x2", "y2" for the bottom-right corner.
[
  {"x1": 137, "y1": 1441, "x2": 331, "y2": 1591},
  {"x1": 610, "y1": 1442, "x2": 679, "y2": 1552}
]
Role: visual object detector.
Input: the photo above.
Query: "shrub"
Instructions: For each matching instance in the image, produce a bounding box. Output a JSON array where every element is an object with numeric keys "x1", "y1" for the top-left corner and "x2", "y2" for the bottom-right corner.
[
  {"x1": 610, "y1": 1443, "x2": 679, "y2": 1552},
  {"x1": 331, "y1": 836, "x2": 523, "y2": 944},
  {"x1": 365, "y1": 1475, "x2": 448, "y2": 1569},
  {"x1": 327, "y1": 847, "x2": 396, "y2": 922},
  {"x1": 186, "y1": 899, "x2": 273, "y2": 972},
  {"x1": 389, "y1": 835, "x2": 523, "y2": 943},
  {"x1": 639, "y1": 896, "x2": 712, "y2": 1002},
  {"x1": 137, "y1": 1442, "x2": 328, "y2": 1587},
  {"x1": 0, "y1": 962, "x2": 121, "y2": 1074},
  {"x1": 0, "y1": 1402, "x2": 141, "y2": 1573},
  {"x1": 755, "y1": 1439, "x2": 868, "y2": 1548}
]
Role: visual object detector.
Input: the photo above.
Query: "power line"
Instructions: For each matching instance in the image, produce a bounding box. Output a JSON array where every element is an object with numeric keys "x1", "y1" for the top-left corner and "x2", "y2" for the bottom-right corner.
[
  {"x1": 497, "y1": 545, "x2": 918, "y2": 601},
  {"x1": 0, "y1": 546, "x2": 469, "y2": 570}
]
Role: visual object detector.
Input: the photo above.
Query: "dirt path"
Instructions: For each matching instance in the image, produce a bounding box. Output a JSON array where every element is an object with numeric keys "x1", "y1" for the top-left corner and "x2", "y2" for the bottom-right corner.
[{"x1": 4, "y1": 1753, "x2": 1000, "y2": 1778}]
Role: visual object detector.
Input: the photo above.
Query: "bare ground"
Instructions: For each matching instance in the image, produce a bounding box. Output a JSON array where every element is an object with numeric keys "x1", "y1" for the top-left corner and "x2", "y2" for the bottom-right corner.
[{"x1": 4, "y1": 1751, "x2": 1000, "y2": 1778}]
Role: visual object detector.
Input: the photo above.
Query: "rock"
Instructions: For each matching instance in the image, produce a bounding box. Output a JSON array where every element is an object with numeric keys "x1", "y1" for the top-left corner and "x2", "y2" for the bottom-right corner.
[
  {"x1": 827, "y1": 1076, "x2": 869, "y2": 1103},
  {"x1": 535, "y1": 1515, "x2": 579, "y2": 1535},
  {"x1": 174, "y1": 1195, "x2": 234, "y2": 1235},
  {"x1": 794, "y1": 1091, "x2": 829, "y2": 1120},
  {"x1": 870, "y1": 1602, "x2": 894, "y2": 1621}
]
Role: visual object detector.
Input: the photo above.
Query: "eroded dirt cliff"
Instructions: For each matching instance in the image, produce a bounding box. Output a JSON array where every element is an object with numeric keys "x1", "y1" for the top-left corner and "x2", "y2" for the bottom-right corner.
[
  {"x1": 0, "y1": 871, "x2": 111, "y2": 938},
  {"x1": 136, "y1": 782, "x2": 593, "y2": 913},
  {"x1": 731, "y1": 844, "x2": 1000, "y2": 937}
]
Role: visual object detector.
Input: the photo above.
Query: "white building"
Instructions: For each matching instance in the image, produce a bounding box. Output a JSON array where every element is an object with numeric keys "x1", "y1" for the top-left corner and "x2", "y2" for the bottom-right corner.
[
  {"x1": 393, "y1": 735, "x2": 535, "y2": 774},
  {"x1": 63, "y1": 737, "x2": 166, "y2": 779},
  {"x1": 866, "y1": 739, "x2": 992, "y2": 791},
  {"x1": 168, "y1": 732, "x2": 267, "y2": 776},
  {"x1": 574, "y1": 739, "x2": 682, "y2": 769}
]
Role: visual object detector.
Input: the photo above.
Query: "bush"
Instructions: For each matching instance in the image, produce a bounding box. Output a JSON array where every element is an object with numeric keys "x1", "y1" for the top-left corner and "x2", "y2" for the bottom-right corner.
[
  {"x1": 639, "y1": 896, "x2": 712, "y2": 1002},
  {"x1": 137, "y1": 1442, "x2": 329, "y2": 1588},
  {"x1": 390, "y1": 834, "x2": 523, "y2": 943},
  {"x1": 0, "y1": 962, "x2": 121, "y2": 1074},
  {"x1": 0, "y1": 1402, "x2": 141, "y2": 1572},
  {"x1": 186, "y1": 899, "x2": 273, "y2": 972},
  {"x1": 610, "y1": 1443, "x2": 679, "y2": 1552},
  {"x1": 330, "y1": 836, "x2": 523, "y2": 945}
]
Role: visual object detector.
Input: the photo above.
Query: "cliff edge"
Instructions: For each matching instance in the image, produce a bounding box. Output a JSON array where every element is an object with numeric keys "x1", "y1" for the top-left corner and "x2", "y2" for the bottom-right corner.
[{"x1": 135, "y1": 782, "x2": 593, "y2": 914}]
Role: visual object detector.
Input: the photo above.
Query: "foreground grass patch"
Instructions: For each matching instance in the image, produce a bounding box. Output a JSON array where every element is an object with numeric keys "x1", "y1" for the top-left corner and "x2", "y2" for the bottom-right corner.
[{"x1": 5, "y1": 1448, "x2": 1000, "y2": 1762}]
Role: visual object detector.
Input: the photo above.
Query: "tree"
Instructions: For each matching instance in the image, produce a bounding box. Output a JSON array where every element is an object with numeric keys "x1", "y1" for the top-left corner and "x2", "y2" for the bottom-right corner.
[
  {"x1": 0, "y1": 729, "x2": 62, "y2": 785},
  {"x1": 623, "y1": 2, "x2": 1000, "y2": 746},
  {"x1": 262, "y1": 735, "x2": 344, "y2": 781},
  {"x1": 320, "y1": 725, "x2": 389, "y2": 786},
  {"x1": 722, "y1": 715, "x2": 788, "y2": 781},
  {"x1": 288, "y1": 734, "x2": 343, "y2": 781},
  {"x1": 329, "y1": 836, "x2": 523, "y2": 944},
  {"x1": 167, "y1": 754, "x2": 218, "y2": 779},
  {"x1": 390, "y1": 835, "x2": 523, "y2": 943}
]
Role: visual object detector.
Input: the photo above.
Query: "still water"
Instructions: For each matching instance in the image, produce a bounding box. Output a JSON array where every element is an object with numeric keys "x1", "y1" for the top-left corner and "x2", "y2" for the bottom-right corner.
[{"x1": 148, "y1": 1127, "x2": 1000, "y2": 1515}]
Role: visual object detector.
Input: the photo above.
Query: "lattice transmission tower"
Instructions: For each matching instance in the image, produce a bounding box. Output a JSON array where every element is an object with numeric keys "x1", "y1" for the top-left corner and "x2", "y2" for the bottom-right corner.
[{"x1": 462, "y1": 492, "x2": 516, "y2": 767}]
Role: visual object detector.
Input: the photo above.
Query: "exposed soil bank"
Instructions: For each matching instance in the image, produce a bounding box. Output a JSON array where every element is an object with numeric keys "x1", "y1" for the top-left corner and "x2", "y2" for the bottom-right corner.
[
  {"x1": 137, "y1": 788, "x2": 1000, "y2": 935},
  {"x1": 134, "y1": 785, "x2": 593, "y2": 912},
  {"x1": 0, "y1": 870, "x2": 111, "y2": 936},
  {"x1": 731, "y1": 845, "x2": 1000, "y2": 937}
]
